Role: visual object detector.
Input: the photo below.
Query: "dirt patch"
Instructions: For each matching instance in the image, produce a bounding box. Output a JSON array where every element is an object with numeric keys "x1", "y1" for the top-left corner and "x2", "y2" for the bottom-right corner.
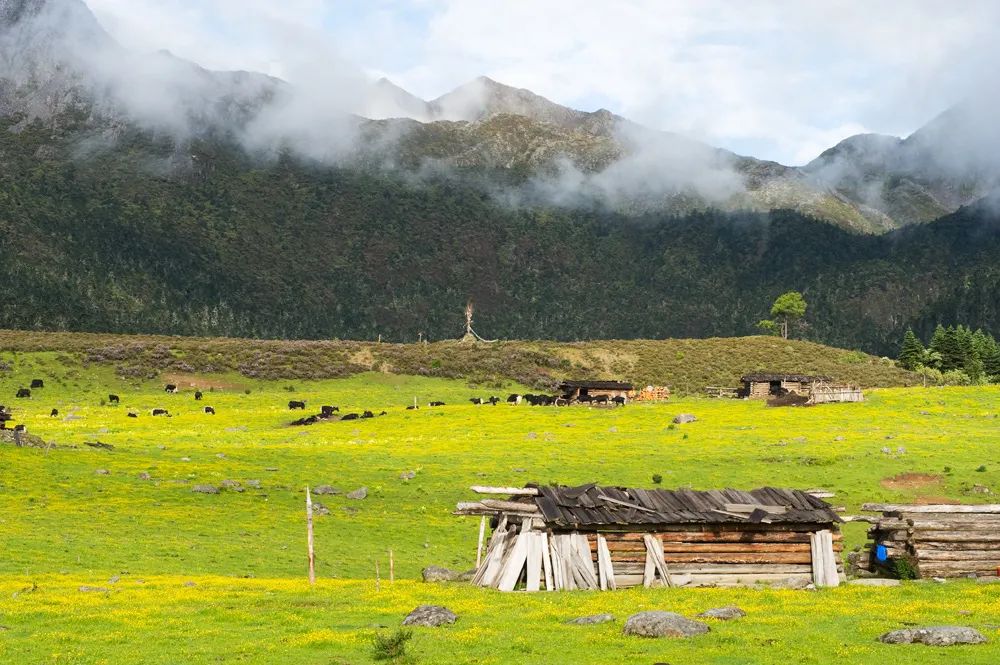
[
  {"x1": 912, "y1": 495, "x2": 962, "y2": 505},
  {"x1": 162, "y1": 373, "x2": 247, "y2": 391},
  {"x1": 880, "y1": 473, "x2": 943, "y2": 491}
]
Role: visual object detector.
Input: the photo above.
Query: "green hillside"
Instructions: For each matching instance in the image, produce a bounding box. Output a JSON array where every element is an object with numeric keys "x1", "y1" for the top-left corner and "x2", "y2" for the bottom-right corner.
[{"x1": 0, "y1": 330, "x2": 919, "y2": 394}]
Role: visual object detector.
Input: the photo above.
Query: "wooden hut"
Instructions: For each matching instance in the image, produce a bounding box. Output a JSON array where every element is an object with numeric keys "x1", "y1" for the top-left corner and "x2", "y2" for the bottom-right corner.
[
  {"x1": 860, "y1": 502, "x2": 1000, "y2": 578},
  {"x1": 739, "y1": 373, "x2": 830, "y2": 399},
  {"x1": 557, "y1": 380, "x2": 634, "y2": 402},
  {"x1": 456, "y1": 484, "x2": 843, "y2": 591}
]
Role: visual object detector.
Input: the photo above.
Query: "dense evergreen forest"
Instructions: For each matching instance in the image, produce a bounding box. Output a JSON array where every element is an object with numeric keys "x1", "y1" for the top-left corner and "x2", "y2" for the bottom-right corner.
[{"x1": 1, "y1": 115, "x2": 998, "y2": 355}]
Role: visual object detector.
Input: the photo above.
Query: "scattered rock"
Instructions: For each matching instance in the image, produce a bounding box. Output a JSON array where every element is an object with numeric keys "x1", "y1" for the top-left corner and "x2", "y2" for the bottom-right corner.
[
  {"x1": 897, "y1": 446, "x2": 907, "y2": 454},
  {"x1": 672, "y1": 414, "x2": 697, "y2": 424},
  {"x1": 422, "y1": 566, "x2": 458, "y2": 582},
  {"x1": 834, "y1": 435, "x2": 845, "y2": 441},
  {"x1": 342, "y1": 506, "x2": 359, "y2": 514},
  {"x1": 881, "y1": 447, "x2": 892, "y2": 454},
  {"x1": 192, "y1": 485, "x2": 219, "y2": 494},
  {"x1": 182, "y1": 581, "x2": 196, "y2": 587},
  {"x1": 849, "y1": 578, "x2": 900, "y2": 587},
  {"x1": 95, "y1": 469, "x2": 110, "y2": 475},
  {"x1": 245, "y1": 479, "x2": 261, "y2": 489},
  {"x1": 567, "y1": 614, "x2": 614, "y2": 625},
  {"x1": 108, "y1": 575, "x2": 120, "y2": 584},
  {"x1": 220, "y1": 480, "x2": 243, "y2": 492},
  {"x1": 78, "y1": 586, "x2": 108, "y2": 593},
  {"x1": 264, "y1": 467, "x2": 278, "y2": 472},
  {"x1": 345, "y1": 487, "x2": 367, "y2": 500},
  {"x1": 698, "y1": 606, "x2": 746, "y2": 621},
  {"x1": 216, "y1": 453, "x2": 226, "y2": 459},
  {"x1": 972, "y1": 484, "x2": 991, "y2": 495},
  {"x1": 526, "y1": 432, "x2": 537, "y2": 439},
  {"x1": 138, "y1": 472, "x2": 151, "y2": 480},
  {"x1": 224, "y1": 426, "x2": 247, "y2": 432},
  {"x1": 312, "y1": 485, "x2": 339, "y2": 495},
  {"x1": 879, "y1": 626, "x2": 986, "y2": 646},
  {"x1": 180, "y1": 457, "x2": 191, "y2": 462},
  {"x1": 399, "y1": 471, "x2": 416, "y2": 481},
  {"x1": 623, "y1": 611, "x2": 709, "y2": 638},
  {"x1": 608, "y1": 426, "x2": 618, "y2": 433},
  {"x1": 311, "y1": 502, "x2": 330, "y2": 516},
  {"x1": 402, "y1": 605, "x2": 458, "y2": 627},
  {"x1": 513, "y1": 468, "x2": 526, "y2": 473}
]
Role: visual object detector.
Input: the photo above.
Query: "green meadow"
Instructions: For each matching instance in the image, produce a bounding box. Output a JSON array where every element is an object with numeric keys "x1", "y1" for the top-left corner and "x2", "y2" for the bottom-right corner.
[{"x1": 0, "y1": 348, "x2": 998, "y2": 663}]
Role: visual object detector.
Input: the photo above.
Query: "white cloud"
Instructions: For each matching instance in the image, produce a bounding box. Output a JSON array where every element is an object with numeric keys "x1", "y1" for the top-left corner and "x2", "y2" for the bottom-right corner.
[{"x1": 83, "y1": 0, "x2": 1000, "y2": 164}]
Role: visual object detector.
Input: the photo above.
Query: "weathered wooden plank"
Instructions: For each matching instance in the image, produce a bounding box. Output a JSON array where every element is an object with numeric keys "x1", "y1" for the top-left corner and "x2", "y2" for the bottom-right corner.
[
  {"x1": 597, "y1": 535, "x2": 616, "y2": 591},
  {"x1": 916, "y1": 541, "x2": 1000, "y2": 551},
  {"x1": 496, "y1": 531, "x2": 530, "y2": 592},
  {"x1": 471, "y1": 486, "x2": 539, "y2": 496},
  {"x1": 610, "y1": 552, "x2": 813, "y2": 564},
  {"x1": 661, "y1": 563, "x2": 813, "y2": 574},
  {"x1": 914, "y1": 550, "x2": 1000, "y2": 562},
  {"x1": 863, "y1": 503, "x2": 1000, "y2": 514},
  {"x1": 723, "y1": 503, "x2": 788, "y2": 514},
  {"x1": 480, "y1": 499, "x2": 540, "y2": 513},
  {"x1": 525, "y1": 532, "x2": 542, "y2": 592},
  {"x1": 540, "y1": 531, "x2": 553, "y2": 592}
]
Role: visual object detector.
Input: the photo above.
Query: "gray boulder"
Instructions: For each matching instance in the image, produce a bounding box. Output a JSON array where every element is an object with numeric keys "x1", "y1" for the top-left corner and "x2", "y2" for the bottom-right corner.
[
  {"x1": 192, "y1": 485, "x2": 219, "y2": 494},
  {"x1": 312, "y1": 485, "x2": 339, "y2": 495},
  {"x1": 346, "y1": 487, "x2": 368, "y2": 500},
  {"x1": 311, "y1": 502, "x2": 330, "y2": 516},
  {"x1": 421, "y1": 566, "x2": 458, "y2": 582},
  {"x1": 698, "y1": 606, "x2": 746, "y2": 621},
  {"x1": 567, "y1": 614, "x2": 614, "y2": 625},
  {"x1": 672, "y1": 414, "x2": 697, "y2": 424},
  {"x1": 880, "y1": 626, "x2": 986, "y2": 646},
  {"x1": 623, "y1": 611, "x2": 709, "y2": 638},
  {"x1": 401, "y1": 605, "x2": 457, "y2": 627}
]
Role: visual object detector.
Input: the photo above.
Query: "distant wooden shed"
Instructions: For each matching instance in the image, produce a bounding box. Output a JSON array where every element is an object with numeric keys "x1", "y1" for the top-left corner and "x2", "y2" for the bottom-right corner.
[
  {"x1": 740, "y1": 373, "x2": 831, "y2": 399},
  {"x1": 558, "y1": 380, "x2": 633, "y2": 401},
  {"x1": 456, "y1": 484, "x2": 843, "y2": 591}
]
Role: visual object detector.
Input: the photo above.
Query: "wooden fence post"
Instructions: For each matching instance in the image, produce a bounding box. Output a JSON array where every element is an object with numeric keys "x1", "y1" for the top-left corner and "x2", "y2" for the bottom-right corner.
[{"x1": 306, "y1": 486, "x2": 316, "y2": 586}]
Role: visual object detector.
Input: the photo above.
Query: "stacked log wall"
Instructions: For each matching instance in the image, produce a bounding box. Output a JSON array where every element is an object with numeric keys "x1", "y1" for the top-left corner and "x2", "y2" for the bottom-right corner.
[{"x1": 864, "y1": 505, "x2": 1000, "y2": 578}]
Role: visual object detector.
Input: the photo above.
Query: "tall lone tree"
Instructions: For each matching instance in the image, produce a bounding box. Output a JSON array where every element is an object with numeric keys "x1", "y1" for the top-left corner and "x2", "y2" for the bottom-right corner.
[
  {"x1": 767, "y1": 291, "x2": 807, "y2": 339},
  {"x1": 897, "y1": 328, "x2": 925, "y2": 370}
]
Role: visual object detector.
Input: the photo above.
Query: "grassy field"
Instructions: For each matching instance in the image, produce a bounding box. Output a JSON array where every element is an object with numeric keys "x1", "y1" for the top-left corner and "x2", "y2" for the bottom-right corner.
[{"x1": 0, "y1": 348, "x2": 997, "y2": 663}]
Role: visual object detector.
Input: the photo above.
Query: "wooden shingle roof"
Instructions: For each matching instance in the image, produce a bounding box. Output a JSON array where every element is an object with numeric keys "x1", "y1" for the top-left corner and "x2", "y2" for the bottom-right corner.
[{"x1": 529, "y1": 484, "x2": 840, "y2": 528}]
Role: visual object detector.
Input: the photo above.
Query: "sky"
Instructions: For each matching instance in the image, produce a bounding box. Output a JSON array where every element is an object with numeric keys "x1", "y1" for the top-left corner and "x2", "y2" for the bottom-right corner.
[{"x1": 85, "y1": 0, "x2": 1000, "y2": 165}]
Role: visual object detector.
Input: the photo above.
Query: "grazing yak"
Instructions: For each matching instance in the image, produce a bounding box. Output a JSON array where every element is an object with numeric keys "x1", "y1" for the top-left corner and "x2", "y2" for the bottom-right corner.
[
  {"x1": 30, "y1": 379, "x2": 44, "y2": 389},
  {"x1": 15, "y1": 388, "x2": 30, "y2": 399},
  {"x1": 594, "y1": 395, "x2": 609, "y2": 404},
  {"x1": 488, "y1": 396, "x2": 500, "y2": 405},
  {"x1": 108, "y1": 394, "x2": 120, "y2": 404},
  {"x1": 341, "y1": 413, "x2": 359, "y2": 421},
  {"x1": 288, "y1": 400, "x2": 306, "y2": 410},
  {"x1": 321, "y1": 405, "x2": 340, "y2": 416},
  {"x1": 204, "y1": 406, "x2": 215, "y2": 415},
  {"x1": 507, "y1": 394, "x2": 522, "y2": 405},
  {"x1": 50, "y1": 408, "x2": 59, "y2": 417},
  {"x1": 405, "y1": 405, "x2": 418, "y2": 410},
  {"x1": 151, "y1": 408, "x2": 169, "y2": 416},
  {"x1": 361, "y1": 410, "x2": 375, "y2": 419},
  {"x1": 127, "y1": 412, "x2": 138, "y2": 418},
  {"x1": 469, "y1": 398, "x2": 483, "y2": 405},
  {"x1": 165, "y1": 384, "x2": 178, "y2": 393},
  {"x1": 428, "y1": 401, "x2": 446, "y2": 407},
  {"x1": 612, "y1": 395, "x2": 626, "y2": 406},
  {"x1": 13, "y1": 424, "x2": 26, "y2": 433},
  {"x1": 194, "y1": 391, "x2": 203, "y2": 401}
]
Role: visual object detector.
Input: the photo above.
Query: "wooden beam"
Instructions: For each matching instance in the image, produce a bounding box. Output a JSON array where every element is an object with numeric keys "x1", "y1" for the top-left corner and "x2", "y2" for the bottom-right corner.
[
  {"x1": 723, "y1": 503, "x2": 788, "y2": 514},
  {"x1": 471, "y1": 486, "x2": 539, "y2": 496},
  {"x1": 480, "y1": 499, "x2": 540, "y2": 513},
  {"x1": 862, "y1": 503, "x2": 1000, "y2": 514}
]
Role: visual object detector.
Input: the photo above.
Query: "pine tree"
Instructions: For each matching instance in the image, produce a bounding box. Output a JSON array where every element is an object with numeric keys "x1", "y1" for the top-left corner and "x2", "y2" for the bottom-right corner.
[
  {"x1": 933, "y1": 326, "x2": 964, "y2": 371},
  {"x1": 928, "y1": 324, "x2": 948, "y2": 370},
  {"x1": 897, "y1": 328, "x2": 925, "y2": 370}
]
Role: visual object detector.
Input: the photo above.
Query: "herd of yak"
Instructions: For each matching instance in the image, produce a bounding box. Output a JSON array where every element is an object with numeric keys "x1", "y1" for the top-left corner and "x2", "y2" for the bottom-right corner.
[{"x1": 2, "y1": 381, "x2": 627, "y2": 434}]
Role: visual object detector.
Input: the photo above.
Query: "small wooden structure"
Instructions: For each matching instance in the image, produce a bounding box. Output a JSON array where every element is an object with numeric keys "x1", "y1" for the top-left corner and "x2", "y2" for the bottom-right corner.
[
  {"x1": 740, "y1": 373, "x2": 830, "y2": 399},
  {"x1": 557, "y1": 380, "x2": 633, "y2": 401},
  {"x1": 457, "y1": 484, "x2": 843, "y2": 591},
  {"x1": 861, "y1": 503, "x2": 1000, "y2": 578},
  {"x1": 738, "y1": 373, "x2": 863, "y2": 404}
]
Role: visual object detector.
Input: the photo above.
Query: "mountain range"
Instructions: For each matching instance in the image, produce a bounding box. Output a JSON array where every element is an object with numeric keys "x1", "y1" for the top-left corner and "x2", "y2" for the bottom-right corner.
[{"x1": 0, "y1": 0, "x2": 998, "y2": 352}]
